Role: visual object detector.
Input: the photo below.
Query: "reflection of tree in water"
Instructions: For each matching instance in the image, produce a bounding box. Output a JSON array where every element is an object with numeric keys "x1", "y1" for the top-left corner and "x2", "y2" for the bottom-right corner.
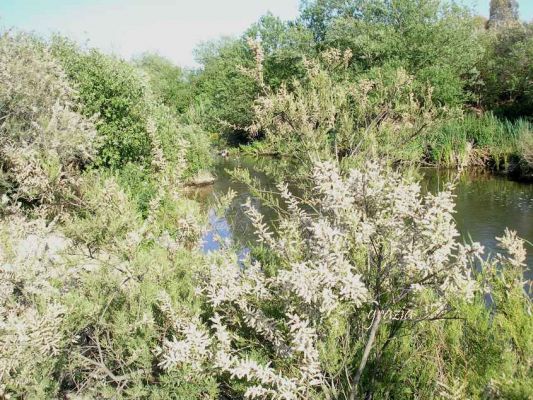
[{"x1": 421, "y1": 168, "x2": 533, "y2": 206}]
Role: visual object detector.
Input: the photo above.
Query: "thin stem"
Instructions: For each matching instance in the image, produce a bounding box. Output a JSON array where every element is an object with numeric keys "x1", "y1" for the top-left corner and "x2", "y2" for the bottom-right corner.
[{"x1": 349, "y1": 308, "x2": 382, "y2": 400}]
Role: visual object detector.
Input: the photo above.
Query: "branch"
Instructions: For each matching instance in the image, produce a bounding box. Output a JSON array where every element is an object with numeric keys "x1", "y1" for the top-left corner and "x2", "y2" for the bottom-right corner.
[
  {"x1": 349, "y1": 308, "x2": 382, "y2": 400},
  {"x1": 78, "y1": 354, "x2": 129, "y2": 383}
]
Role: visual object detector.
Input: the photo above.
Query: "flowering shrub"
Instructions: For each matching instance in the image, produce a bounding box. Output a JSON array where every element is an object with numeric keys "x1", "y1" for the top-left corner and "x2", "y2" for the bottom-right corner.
[
  {"x1": 153, "y1": 160, "x2": 529, "y2": 398},
  {"x1": 0, "y1": 207, "x2": 212, "y2": 398},
  {"x1": 245, "y1": 43, "x2": 440, "y2": 168},
  {"x1": 0, "y1": 214, "x2": 79, "y2": 397},
  {"x1": 0, "y1": 199, "x2": 209, "y2": 398},
  {"x1": 0, "y1": 33, "x2": 97, "y2": 213},
  {"x1": 0, "y1": 107, "x2": 210, "y2": 397},
  {"x1": 1, "y1": 152, "x2": 529, "y2": 398}
]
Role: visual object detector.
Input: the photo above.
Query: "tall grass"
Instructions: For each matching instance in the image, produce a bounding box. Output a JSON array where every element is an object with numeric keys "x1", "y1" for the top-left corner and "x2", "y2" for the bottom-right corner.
[{"x1": 429, "y1": 113, "x2": 531, "y2": 170}]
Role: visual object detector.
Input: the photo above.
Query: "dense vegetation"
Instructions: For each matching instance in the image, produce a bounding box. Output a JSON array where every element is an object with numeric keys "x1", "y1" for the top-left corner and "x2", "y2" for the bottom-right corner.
[
  {"x1": 0, "y1": 0, "x2": 532, "y2": 399},
  {"x1": 187, "y1": 0, "x2": 533, "y2": 178}
]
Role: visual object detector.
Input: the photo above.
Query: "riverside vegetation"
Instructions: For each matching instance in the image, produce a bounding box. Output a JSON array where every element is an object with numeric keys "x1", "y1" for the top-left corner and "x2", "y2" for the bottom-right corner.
[{"x1": 0, "y1": 0, "x2": 532, "y2": 399}]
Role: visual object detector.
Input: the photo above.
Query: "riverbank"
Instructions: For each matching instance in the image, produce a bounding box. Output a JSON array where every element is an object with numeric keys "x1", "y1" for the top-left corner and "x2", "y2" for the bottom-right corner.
[{"x1": 234, "y1": 112, "x2": 533, "y2": 182}]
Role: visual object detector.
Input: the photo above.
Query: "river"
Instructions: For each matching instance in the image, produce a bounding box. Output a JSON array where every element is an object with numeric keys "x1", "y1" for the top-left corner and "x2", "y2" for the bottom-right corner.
[{"x1": 189, "y1": 156, "x2": 533, "y2": 274}]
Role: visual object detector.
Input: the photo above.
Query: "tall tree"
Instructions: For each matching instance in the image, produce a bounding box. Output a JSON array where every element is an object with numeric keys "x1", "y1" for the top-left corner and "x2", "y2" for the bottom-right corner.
[{"x1": 489, "y1": 0, "x2": 519, "y2": 28}]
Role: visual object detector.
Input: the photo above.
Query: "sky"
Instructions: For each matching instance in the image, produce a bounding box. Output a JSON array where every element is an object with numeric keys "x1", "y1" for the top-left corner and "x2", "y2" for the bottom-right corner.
[{"x1": 1, "y1": 0, "x2": 532, "y2": 67}]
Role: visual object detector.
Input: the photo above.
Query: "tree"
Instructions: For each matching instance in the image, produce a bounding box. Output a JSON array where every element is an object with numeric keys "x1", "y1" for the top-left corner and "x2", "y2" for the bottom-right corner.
[
  {"x1": 299, "y1": 0, "x2": 359, "y2": 43},
  {"x1": 479, "y1": 22, "x2": 533, "y2": 118},
  {"x1": 191, "y1": 38, "x2": 259, "y2": 139},
  {"x1": 319, "y1": 0, "x2": 484, "y2": 106},
  {"x1": 51, "y1": 37, "x2": 155, "y2": 168},
  {"x1": 489, "y1": 0, "x2": 519, "y2": 28},
  {"x1": 133, "y1": 53, "x2": 192, "y2": 114},
  {"x1": 246, "y1": 12, "x2": 315, "y2": 88}
]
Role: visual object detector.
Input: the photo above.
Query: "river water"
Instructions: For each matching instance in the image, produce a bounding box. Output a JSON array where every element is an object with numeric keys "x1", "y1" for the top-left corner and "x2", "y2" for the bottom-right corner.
[{"x1": 189, "y1": 156, "x2": 533, "y2": 272}]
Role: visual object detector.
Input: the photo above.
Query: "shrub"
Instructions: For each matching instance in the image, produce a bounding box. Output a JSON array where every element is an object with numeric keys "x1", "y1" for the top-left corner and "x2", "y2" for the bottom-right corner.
[
  {"x1": 192, "y1": 37, "x2": 259, "y2": 138},
  {"x1": 112, "y1": 162, "x2": 158, "y2": 217},
  {"x1": 176, "y1": 125, "x2": 214, "y2": 179},
  {"x1": 479, "y1": 22, "x2": 533, "y2": 118},
  {"x1": 51, "y1": 38, "x2": 155, "y2": 169},
  {"x1": 62, "y1": 174, "x2": 142, "y2": 254},
  {"x1": 248, "y1": 50, "x2": 355, "y2": 160},
  {"x1": 0, "y1": 142, "x2": 209, "y2": 398},
  {"x1": 516, "y1": 122, "x2": 533, "y2": 179},
  {"x1": 51, "y1": 38, "x2": 214, "y2": 185},
  {"x1": 155, "y1": 160, "x2": 530, "y2": 398},
  {"x1": 0, "y1": 207, "x2": 214, "y2": 398},
  {"x1": 0, "y1": 33, "x2": 97, "y2": 213},
  {"x1": 151, "y1": 106, "x2": 213, "y2": 180},
  {"x1": 247, "y1": 46, "x2": 439, "y2": 167},
  {"x1": 0, "y1": 215, "x2": 75, "y2": 398}
]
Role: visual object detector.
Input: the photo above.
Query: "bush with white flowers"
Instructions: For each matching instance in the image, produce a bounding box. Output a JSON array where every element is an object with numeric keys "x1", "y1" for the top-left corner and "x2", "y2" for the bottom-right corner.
[{"x1": 154, "y1": 160, "x2": 529, "y2": 399}]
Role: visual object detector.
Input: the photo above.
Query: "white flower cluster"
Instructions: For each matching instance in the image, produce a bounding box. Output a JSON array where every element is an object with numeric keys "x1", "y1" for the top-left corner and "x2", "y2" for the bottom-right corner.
[
  {"x1": 155, "y1": 290, "x2": 305, "y2": 399},
  {"x1": 312, "y1": 160, "x2": 479, "y2": 304},
  {"x1": 496, "y1": 228, "x2": 527, "y2": 268},
  {"x1": 158, "y1": 321, "x2": 211, "y2": 372}
]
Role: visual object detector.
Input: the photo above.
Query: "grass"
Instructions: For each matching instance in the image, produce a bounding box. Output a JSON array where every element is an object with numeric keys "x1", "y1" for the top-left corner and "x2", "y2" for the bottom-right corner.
[{"x1": 428, "y1": 113, "x2": 532, "y2": 172}]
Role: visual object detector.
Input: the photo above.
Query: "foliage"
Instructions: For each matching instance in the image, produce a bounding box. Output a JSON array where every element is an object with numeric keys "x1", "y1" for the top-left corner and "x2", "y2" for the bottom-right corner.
[
  {"x1": 51, "y1": 38, "x2": 213, "y2": 181},
  {"x1": 0, "y1": 33, "x2": 97, "y2": 214},
  {"x1": 246, "y1": 46, "x2": 440, "y2": 168},
  {"x1": 0, "y1": 201, "x2": 213, "y2": 398},
  {"x1": 176, "y1": 124, "x2": 214, "y2": 180},
  {"x1": 373, "y1": 257, "x2": 532, "y2": 399},
  {"x1": 192, "y1": 37, "x2": 259, "y2": 138},
  {"x1": 489, "y1": 0, "x2": 520, "y2": 28},
  {"x1": 478, "y1": 22, "x2": 533, "y2": 119},
  {"x1": 134, "y1": 52, "x2": 192, "y2": 114},
  {"x1": 51, "y1": 37, "x2": 156, "y2": 169},
  {"x1": 246, "y1": 13, "x2": 315, "y2": 89},
  {"x1": 518, "y1": 128, "x2": 533, "y2": 173},
  {"x1": 0, "y1": 112, "x2": 210, "y2": 398},
  {"x1": 0, "y1": 215, "x2": 77, "y2": 398},
  {"x1": 247, "y1": 49, "x2": 356, "y2": 160},
  {"x1": 302, "y1": 0, "x2": 484, "y2": 106},
  {"x1": 299, "y1": 0, "x2": 358, "y2": 43},
  {"x1": 428, "y1": 113, "x2": 531, "y2": 169}
]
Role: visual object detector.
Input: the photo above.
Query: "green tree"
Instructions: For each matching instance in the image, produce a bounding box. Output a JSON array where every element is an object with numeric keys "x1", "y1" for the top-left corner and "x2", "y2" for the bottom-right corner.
[
  {"x1": 315, "y1": 0, "x2": 484, "y2": 106},
  {"x1": 191, "y1": 37, "x2": 259, "y2": 139},
  {"x1": 479, "y1": 22, "x2": 533, "y2": 118},
  {"x1": 299, "y1": 0, "x2": 358, "y2": 43},
  {"x1": 51, "y1": 38, "x2": 154, "y2": 168},
  {"x1": 246, "y1": 12, "x2": 315, "y2": 89},
  {"x1": 133, "y1": 52, "x2": 192, "y2": 114}
]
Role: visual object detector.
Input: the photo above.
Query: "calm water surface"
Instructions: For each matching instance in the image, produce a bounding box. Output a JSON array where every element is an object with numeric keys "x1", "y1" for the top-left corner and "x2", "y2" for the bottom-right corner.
[{"x1": 189, "y1": 157, "x2": 533, "y2": 271}]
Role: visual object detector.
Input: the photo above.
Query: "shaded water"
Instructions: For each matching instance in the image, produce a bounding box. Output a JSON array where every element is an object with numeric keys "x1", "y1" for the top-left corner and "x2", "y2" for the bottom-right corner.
[{"x1": 189, "y1": 156, "x2": 533, "y2": 271}]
